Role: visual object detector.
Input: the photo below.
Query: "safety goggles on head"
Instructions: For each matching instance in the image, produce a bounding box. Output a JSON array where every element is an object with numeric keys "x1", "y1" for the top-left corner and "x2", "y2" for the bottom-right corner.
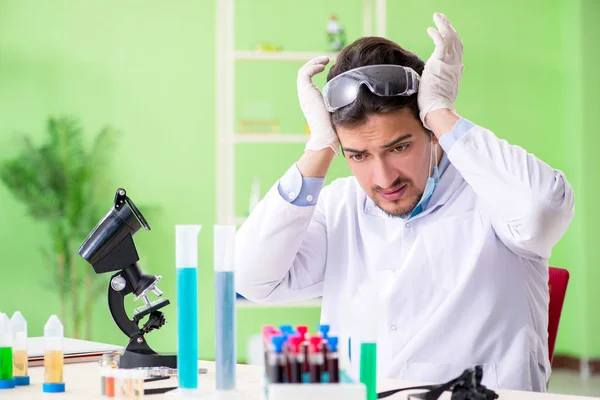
[{"x1": 322, "y1": 64, "x2": 420, "y2": 112}]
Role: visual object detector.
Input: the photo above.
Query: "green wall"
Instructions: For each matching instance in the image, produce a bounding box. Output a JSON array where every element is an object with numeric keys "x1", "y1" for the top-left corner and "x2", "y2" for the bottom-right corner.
[
  {"x1": 0, "y1": 0, "x2": 598, "y2": 363},
  {"x1": 580, "y1": 0, "x2": 600, "y2": 357}
]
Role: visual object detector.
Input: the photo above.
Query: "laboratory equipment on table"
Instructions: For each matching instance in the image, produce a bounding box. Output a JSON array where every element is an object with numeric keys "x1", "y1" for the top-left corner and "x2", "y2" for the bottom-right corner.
[
  {"x1": 114, "y1": 368, "x2": 145, "y2": 399},
  {"x1": 262, "y1": 325, "x2": 364, "y2": 400},
  {"x1": 287, "y1": 336, "x2": 304, "y2": 383},
  {"x1": 377, "y1": 365, "x2": 498, "y2": 400},
  {"x1": 43, "y1": 315, "x2": 65, "y2": 393},
  {"x1": 78, "y1": 188, "x2": 176, "y2": 369},
  {"x1": 358, "y1": 284, "x2": 378, "y2": 400},
  {"x1": 268, "y1": 336, "x2": 287, "y2": 384},
  {"x1": 0, "y1": 313, "x2": 14, "y2": 389},
  {"x1": 308, "y1": 336, "x2": 324, "y2": 383},
  {"x1": 131, "y1": 369, "x2": 146, "y2": 399},
  {"x1": 326, "y1": 337, "x2": 339, "y2": 383},
  {"x1": 214, "y1": 225, "x2": 237, "y2": 391},
  {"x1": 11, "y1": 311, "x2": 29, "y2": 386},
  {"x1": 295, "y1": 325, "x2": 309, "y2": 372},
  {"x1": 318, "y1": 324, "x2": 330, "y2": 376},
  {"x1": 174, "y1": 224, "x2": 201, "y2": 391},
  {"x1": 114, "y1": 368, "x2": 130, "y2": 399},
  {"x1": 100, "y1": 353, "x2": 118, "y2": 397}
]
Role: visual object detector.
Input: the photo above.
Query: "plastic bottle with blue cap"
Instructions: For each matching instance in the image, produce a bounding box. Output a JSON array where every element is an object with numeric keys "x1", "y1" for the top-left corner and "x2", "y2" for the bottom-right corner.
[
  {"x1": 0, "y1": 312, "x2": 15, "y2": 389},
  {"x1": 43, "y1": 315, "x2": 65, "y2": 393},
  {"x1": 11, "y1": 312, "x2": 29, "y2": 386}
]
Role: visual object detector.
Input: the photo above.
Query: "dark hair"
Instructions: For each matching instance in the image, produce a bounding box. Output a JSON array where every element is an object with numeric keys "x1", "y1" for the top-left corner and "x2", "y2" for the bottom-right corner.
[{"x1": 327, "y1": 37, "x2": 425, "y2": 128}]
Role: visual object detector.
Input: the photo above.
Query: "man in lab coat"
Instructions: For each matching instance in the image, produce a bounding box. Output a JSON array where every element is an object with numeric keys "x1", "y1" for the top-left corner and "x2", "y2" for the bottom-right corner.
[{"x1": 235, "y1": 13, "x2": 574, "y2": 391}]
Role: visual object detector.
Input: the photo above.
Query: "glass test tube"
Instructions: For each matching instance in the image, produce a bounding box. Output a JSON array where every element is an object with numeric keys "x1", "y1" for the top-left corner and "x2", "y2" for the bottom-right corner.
[
  {"x1": 268, "y1": 336, "x2": 286, "y2": 384},
  {"x1": 214, "y1": 225, "x2": 237, "y2": 390},
  {"x1": 288, "y1": 336, "x2": 304, "y2": 383},
  {"x1": 115, "y1": 368, "x2": 130, "y2": 399},
  {"x1": 175, "y1": 225, "x2": 202, "y2": 390},
  {"x1": 309, "y1": 336, "x2": 324, "y2": 383},
  {"x1": 296, "y1": 325, "x2": 309, "y2": 373},
  {"x1": 326, "y1": 336, "x2": 340, "y2": 383},
  {"x1": 100, "y1": 353, "x2": 118, "y2": 397},
  {"x1": 11, "y1": 312, "x2": 29, "y2": 386},
  {"x1": 0, "y1": 313, "x2": 14, "y2": 389},
  {"x1": 358, "y1": 285, "x2": 378, "y2": 400},
  {"x1": 130, "y1": 369, "x2": 145, "y2": 400},
  {"x1": 319, "y1": 324, "x2": 330, "y2": 375},
  {"x1": 43, "y1": 315, "x2": 65, "y2": 393}
]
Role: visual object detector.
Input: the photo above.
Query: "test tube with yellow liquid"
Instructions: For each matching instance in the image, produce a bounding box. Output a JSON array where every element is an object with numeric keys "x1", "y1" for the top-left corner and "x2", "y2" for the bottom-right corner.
[
  {"x1": 43, "y1": 315, "x2": 65, "y2": 393},
  {"x1": 11, "y1": 312, "x2": 29, "y2": 386}
]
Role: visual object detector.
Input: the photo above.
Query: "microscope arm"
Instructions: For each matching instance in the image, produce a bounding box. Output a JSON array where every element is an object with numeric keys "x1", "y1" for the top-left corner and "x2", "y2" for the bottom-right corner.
[{"x1": 108, "y1": 270, "x2": 142, "y2": 338}]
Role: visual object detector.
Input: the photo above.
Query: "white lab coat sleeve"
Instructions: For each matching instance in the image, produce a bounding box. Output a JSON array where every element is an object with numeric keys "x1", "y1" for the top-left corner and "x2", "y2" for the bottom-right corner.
[
  {"x1": 234, "y1": 180, "x2": 328, "y2": 303},
  {"x1": 441, "y1": 120, "x2": 574, "y2": 260}
]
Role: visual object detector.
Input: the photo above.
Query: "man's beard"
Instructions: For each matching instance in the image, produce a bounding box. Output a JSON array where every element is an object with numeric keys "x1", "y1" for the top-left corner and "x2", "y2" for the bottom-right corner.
[{"x1": 372, "y1": 176, "x2": 423, "y2": 218}]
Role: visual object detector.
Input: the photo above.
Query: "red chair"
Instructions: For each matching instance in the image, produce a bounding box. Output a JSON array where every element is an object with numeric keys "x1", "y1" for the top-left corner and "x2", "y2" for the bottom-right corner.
[{"x1": 548, "y1": 267, "x2": 570, "y2": 363}]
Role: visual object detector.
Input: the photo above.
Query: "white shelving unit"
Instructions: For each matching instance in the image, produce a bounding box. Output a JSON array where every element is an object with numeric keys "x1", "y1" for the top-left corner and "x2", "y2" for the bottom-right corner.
[
  {"x1": 234, "y1": 51, "x2": 338, "y2": 62},
  {"x1": 236, "y1": 298, "x2": 323, "y2": 309},
  {"x1": 216, "y1": 0, "x2": 387, "y2": 228},
  {"x1": 234, "y1": 133, "x2": 308, "y2": 144}
]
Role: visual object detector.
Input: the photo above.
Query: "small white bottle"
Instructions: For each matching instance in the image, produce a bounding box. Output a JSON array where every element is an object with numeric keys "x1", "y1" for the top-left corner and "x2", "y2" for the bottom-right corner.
[
  {"x1": 43, "y1": 315, "x2": 65, "y2": 393},
  {"x1": 11, "y1": 312, "x2": 29, "y2": 386}
]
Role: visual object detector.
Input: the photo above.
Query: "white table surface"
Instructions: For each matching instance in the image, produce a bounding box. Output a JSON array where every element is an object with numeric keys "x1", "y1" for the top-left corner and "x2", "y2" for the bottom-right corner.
[{"x1": 2, "y1": 360, "x2": 598, "y2": 399}]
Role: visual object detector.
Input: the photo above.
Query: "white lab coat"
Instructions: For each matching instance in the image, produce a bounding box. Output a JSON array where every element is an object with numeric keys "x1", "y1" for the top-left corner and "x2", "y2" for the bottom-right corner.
[{"x1": 235, "y1": 123, "x2": 574, "y2": 391}]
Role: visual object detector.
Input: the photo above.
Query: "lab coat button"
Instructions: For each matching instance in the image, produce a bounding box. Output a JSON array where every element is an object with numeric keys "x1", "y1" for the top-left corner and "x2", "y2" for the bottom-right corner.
[
  {"x1": 288, "y1": 192, "x2": 296, "y2": 199},
  {"x1": 366, "y1": 207, "x2": 372, "y2": 212},
  {"x1": 405, "y1": 222, "x2": 411, "y2": 228},
  {"x1": 306, "y1": 194, "x2": 313, "y2": 202},
  {"x1": 391, "y1": 325, "x2": 398, "y2": 331}
]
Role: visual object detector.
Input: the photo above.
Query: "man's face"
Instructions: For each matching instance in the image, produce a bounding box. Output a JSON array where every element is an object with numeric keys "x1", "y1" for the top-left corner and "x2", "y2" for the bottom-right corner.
[{"x1": 336, "y1": 108, "x2": 440, "y2": 218}]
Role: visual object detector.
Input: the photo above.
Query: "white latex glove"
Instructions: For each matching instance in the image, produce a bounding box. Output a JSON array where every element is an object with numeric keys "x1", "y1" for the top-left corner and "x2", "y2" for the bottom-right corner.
[
  {"x1": 418, "y1": 13, "x2": 464, "y2": 128},
  {"x1": 297, "y1": 56, "x2": 339, "y2": 154}
]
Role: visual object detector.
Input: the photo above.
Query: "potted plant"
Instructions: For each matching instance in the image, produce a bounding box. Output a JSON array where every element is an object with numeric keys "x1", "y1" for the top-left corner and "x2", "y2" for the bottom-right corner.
[{"x1": 0, "y1": 116, "x2": 117, "y2": 339}]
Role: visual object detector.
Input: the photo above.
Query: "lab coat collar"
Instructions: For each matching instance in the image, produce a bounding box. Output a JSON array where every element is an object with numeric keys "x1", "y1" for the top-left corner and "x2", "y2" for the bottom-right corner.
[{"x1": 363, "y1": 152, "x2": 464, "y2": 220}]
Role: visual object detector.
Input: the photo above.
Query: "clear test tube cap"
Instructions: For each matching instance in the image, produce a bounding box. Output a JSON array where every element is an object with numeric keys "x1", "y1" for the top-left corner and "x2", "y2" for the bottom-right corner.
[
  {"x1": 44, "y1": 315, "x2": 63, "y2": 338},
  {"x1": 44, "y1": 315, "x2": 63, "y2": 352},
  {"x1": 214, "y1": 225, "x2": 236, "y2": 272},
  {"x1": 10, "y1": 312, "x2": 26, "y2": 334},
  {"x1": 11, "y1": 312, "x2": 27, "y2": 350},
  {"x1": 0, "y1": 313, "x2": 11, "y2": 346}
]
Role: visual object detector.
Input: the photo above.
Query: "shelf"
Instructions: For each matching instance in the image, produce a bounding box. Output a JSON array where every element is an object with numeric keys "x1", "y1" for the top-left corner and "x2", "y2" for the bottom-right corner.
[
  {"x1": 234, "y1": 51, "x2": 338, "y2": 62},
  {"x1": 233, "y1": 216, "x2": 247, "y2": 225},
  {"x1": 236, "y1": 298, "x2": 322, "y2": 309},
  {"x1": 234, "y1": 133, "x2": 308, "y2": 144}
]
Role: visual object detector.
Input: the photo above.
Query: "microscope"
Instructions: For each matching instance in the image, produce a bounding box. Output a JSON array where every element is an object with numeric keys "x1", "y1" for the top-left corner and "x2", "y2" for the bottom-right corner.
[{"x1": 78, "y1": 188, "x2": 176, "y2": 369}]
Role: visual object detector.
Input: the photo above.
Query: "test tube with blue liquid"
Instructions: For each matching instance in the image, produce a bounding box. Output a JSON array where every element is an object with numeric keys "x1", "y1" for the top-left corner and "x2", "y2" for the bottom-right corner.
[
  {"x1": 169, "y1": 225, "x2": 202, "y2": 397},
  {"x1": 214, "y1": 225, "x2": 237, "y2": 392}
]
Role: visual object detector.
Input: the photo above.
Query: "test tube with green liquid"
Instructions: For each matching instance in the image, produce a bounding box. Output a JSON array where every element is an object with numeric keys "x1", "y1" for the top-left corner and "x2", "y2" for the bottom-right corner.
[
  {"x1": 358, "y1": 285, "x2": 378, "y2": 400},
  {"x1": 0, "y1": 313, "x2": 15, "y2": 389}
]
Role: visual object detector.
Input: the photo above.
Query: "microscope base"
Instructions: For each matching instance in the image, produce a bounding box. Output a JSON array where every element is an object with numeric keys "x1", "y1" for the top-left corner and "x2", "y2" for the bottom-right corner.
[{"x1": 119, "y1": 350, "x2": 177, "y2": 369}]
